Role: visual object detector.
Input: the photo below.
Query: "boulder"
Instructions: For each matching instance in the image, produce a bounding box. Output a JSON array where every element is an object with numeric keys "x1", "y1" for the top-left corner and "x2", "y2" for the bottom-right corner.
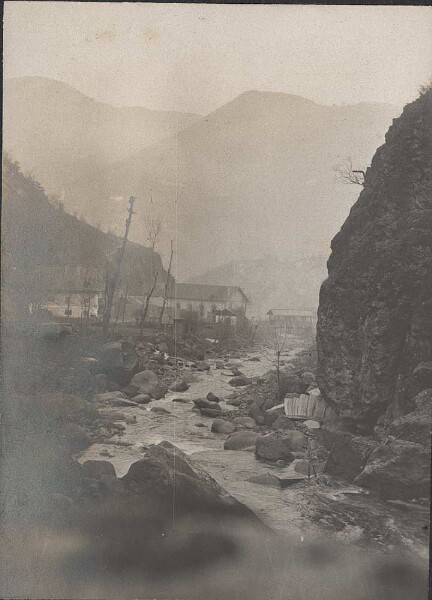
[
  {"x1": 81, "y1": 460, "x2": 116, "y2": 480},
  {"x1": 122, "y1": 441, "x2": 255, "y2": 516},
  {"x1": 172, "y1": 397, "x2": 189, "y2": 403},
  {"x1": 249, "y1": 403, "x2": 265, "y2": 425},
  {"x1": 226, "y1": 397, "x2": 242, "y2": 407},
  {"x1": 226, "y1": 392, "x2": 239, "y2": 400},
  {"x1": 231, "y1": 368, "x2": 244, "y2": 377},
  {"x1": 193, "y1": 399, "x2": 222, "y2": 410},
  {"x1": 131, "y1": 370, "x2": 168, "y2": 400},
  {"x1": 150, "y1": 407, "x2": 171, "y2": 415},
  {"x1": 229, "y1": 376, "x2": 251, "y2": 387},
  {"x1": 211, "y1": 419, "x2": 236, "y2": 434},
  {"x1": 200, "y1": 408, "x2": 224, "y2": 418},
  {"x1": 169, "y1": 379, "x2": 189, "y2": 393},
  {"x1": 322, "y1": 428, "x2": 379, "y2": 480},
  {"x1": 232, "y1": 416, "x2": 255, "y2": 429},
  {"x1": 206, "y1": 392, "x2": 220, "y2": 403},
  {"x1": 224, "y1": 431, "x2": 260, "y2": 451},
  {"x1": 196, "y1": 361, "x2": 211, "y2": 371},
  {"x1": 255, "y1": 434, "x2": 295, "y2": 463},
  {"x1": 133, "y1": 394, "x2": 152, "y2": 404},
  {"x1": 215, "y1": 361, "x2": 225, "y2": 369},
  {"x1": 271, "y1": 415, "x2": 295, "y2": 431},
  {"x1": 355, "y1": 439, "x2": 431, "y2": 499}
]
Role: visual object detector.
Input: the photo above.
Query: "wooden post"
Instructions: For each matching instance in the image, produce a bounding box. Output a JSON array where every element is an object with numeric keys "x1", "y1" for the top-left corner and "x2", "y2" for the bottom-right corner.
[{"x1": 102, "y1": 196, "x2": 135, "y2": 335}]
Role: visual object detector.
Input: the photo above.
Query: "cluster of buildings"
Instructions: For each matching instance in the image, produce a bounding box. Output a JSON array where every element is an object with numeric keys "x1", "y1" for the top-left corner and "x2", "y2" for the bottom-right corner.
[{"x1": 41, "y1": 267, "x2": 316, "y2": 334}]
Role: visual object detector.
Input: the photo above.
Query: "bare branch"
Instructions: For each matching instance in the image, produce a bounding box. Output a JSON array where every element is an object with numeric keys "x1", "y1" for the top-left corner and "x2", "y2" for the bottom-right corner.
[{"x1": 333, "y1": 157, "x2": 365, "y2": 186}]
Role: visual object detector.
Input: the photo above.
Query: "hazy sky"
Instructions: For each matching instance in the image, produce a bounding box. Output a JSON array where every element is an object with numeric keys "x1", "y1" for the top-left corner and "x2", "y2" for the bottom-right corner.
[{"x1": 4, "y1": 2, "x2": 432, "y2": 115}]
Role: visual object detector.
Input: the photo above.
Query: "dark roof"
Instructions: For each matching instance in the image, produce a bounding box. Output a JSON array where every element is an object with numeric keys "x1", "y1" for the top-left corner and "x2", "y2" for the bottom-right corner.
[{"x1": 168, "y1": 283, "x2": 249, "y2": 303}]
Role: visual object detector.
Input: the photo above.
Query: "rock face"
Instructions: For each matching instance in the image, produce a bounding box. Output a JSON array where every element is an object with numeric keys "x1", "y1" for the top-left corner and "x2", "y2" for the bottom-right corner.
[
  {"x1": 317, "y1": 89, "x2": 432, "y2": 498},
  {"x1": 318, "y1": 89, "x2": 432, "y2": 432}
]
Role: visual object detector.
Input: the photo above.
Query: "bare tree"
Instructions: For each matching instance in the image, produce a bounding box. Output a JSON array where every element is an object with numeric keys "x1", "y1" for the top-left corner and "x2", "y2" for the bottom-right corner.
[
  {"x1": 333, "y1": 157, "x2": 365, "y2": 186},
  {"x1": 139, "y1": 271, "x2": 159, "y2": 338},
  {"x1": 102, "y1": 196, "x2": 135, "y2": 334},
  {"x1": 265, "y1": 321, "x2": 290, "y2": 401},
  {"x1": 144, "y1": 213, "x2": 163, "y2": 280},
  {"x1": 159, "y1": 240, "x2": 174, "y2": 328}
]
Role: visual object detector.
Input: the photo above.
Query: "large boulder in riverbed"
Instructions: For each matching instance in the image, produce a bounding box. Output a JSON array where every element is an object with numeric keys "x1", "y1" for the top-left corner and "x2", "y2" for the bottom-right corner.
[
  {"x1": 355, "y1": 439, "x2": 431, "y2": 499},
  {"x1": 122, "y1": 441, "x2": 256, "y2": 517},
  {"x1": 232, "y1": 417, "x2": 256, "y2": 429},
  {"x1": 255, "y1": 434, "x2": 296, "y2": 463},
  {"x1": 200, "y1": 408, "x2": 224, "y2": 418},
  {"x1": 224, "y1": 431, "x2": 260, "y2": 450},
  {"x1": 131, "y1": 370, "x2": 168, "y2": 400}
]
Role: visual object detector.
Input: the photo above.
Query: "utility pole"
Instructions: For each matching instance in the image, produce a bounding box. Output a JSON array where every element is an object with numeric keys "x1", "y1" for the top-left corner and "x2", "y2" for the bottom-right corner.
[{"x1": 102, "y1": 196, "x2": 136, "y2": 335}]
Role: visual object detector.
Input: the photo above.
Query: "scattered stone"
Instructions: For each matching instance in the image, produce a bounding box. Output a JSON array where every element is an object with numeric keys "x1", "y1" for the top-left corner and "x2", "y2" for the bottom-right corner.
[
  {"x1": 247, "y1": 357, "x2": 261, "y2": 362},
  {"x1": 211, "y1": 419, "x2": 236, "y2": 434},
  {"x1": 215, "y1": 361, "x2": 225, "y2": 369},
  {"x1": 224, "y1": 431, "x2": 260, "y2": 451},
  {"x1": 206, "y1": 392, "x2": 220, "y2": 403},
  {"x1": 150, "y1": 406, "x2": 171, "y2": 415},
  {"x1": 172, "y1": 397, "x2": 189, "y2": 403},
  {"x1": 170, "y1": 379, "x2": 189, "y2": 393},
  {"x1": 193, "y1": 399, "x2": 221, "y2": 410},
  {"x1": 232, "y1": 416, "x2": 255, "y2": 429},
  {"x1": 226, "y1": 392, "x2": 239, "y2": 399},
  {"x1": 99, "y1": 449, "x2": 113, "y2": 458},
  {"x1": 125, "y1": 416, "x2": 137, "y2": 425},
  {"x1": 114, "y1": 423, "x2": 126, "y2": 431},
  {"x1": 133, "y1": 394, "x2": 152, "y2": 404},
  {"x1": 294, "y1": 459, "x2": 326, "y2": 475},
  {"x1": 195, "y1": 423, "x2": 207, "y2": 428},
  {"x1": 304, "y1": 420, "x2": 320, "y2": 430},
  {"x1": 230, "y1": 368, "x2": 244, "y2": 377},
  {"x1": 98, "y1": 340, "x2": 138, "y2": 385}
]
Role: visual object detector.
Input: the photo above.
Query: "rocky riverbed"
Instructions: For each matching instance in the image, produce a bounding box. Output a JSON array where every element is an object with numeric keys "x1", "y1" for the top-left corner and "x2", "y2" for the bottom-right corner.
[{"x1": 79, "y1": 341, "x2": 429, "y2": 560}]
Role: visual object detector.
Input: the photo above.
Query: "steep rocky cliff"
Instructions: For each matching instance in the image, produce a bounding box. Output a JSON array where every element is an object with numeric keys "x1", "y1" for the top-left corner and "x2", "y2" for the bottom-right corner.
[{"x1": 317, "y1": 88, "x2": 432, "y2": 434}]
